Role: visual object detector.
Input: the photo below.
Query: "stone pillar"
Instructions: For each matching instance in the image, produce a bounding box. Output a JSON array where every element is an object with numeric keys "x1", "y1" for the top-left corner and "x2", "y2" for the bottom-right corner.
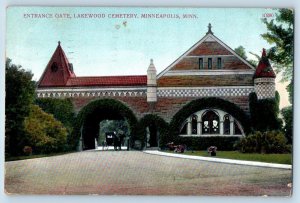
[
  {"x1": 230, "y1": 118, "x2": 234, "y2": 136},
  {"x1": 220, "y1": 121, "x2": 224, "y2": 135},
  {"x1": 147, "y1": 59, "x2": 157, "y2": 103},
  {"x1": 197, "y1": 121, "x2": 201, "y2": 135},
  {"x1": 95, "y1": 138, "x2": 98, "y2": 149},
  {"x1": 187, "y1": 121, "x2": 192, "y2": 135}
]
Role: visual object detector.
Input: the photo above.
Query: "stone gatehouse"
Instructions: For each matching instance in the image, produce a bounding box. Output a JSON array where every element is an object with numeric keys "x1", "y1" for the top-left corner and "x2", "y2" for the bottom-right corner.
[{"x1": 36, "y1": 24, "x2": 276, "y2": 150}]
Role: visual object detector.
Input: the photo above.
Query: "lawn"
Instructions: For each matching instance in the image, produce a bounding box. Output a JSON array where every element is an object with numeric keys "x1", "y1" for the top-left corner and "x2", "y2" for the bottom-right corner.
[{"x1": 163, "y1": 150, "x2": 292, "y2": 165}]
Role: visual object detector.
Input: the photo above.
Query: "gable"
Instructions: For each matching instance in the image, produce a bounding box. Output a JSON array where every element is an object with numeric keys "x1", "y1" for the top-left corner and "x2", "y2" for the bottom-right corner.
[
  {"x1": 38, "y1": 42, "x2": 76, "y2": 87},
  {"x1": 157, "y1": 34, "x2": 255, "y2": 78}
]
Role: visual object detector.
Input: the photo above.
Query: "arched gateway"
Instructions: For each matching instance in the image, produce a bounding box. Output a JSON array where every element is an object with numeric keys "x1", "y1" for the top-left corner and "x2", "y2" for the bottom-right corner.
[{"x1": 36, "y1": 24, "x2": 276, "y2": 150}]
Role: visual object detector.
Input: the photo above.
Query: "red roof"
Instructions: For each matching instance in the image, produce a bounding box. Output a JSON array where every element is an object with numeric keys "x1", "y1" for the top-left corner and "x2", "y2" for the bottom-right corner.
[
  {"x1": 38, "y1": 42, "x2": 76, "y2": 87},
  {"x1": 66, "y1": 75, "x2": 147, "y2": 87},
  {"x1": 38, "y1": 42, "x2": 147, "y2": 88},
  {"x1": 254, "y1": 48, "x2": 276, "y2": 78}
]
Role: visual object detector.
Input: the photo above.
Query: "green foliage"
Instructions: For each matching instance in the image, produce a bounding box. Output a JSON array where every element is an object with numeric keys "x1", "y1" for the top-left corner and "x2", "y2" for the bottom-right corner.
[
  {"x1": 235, "y1": 131, "x2": 290, "y2": 154},
  {"x1": 5, "y1": 58, "x2": 36, "y2": 156},
  {"x1": 234, "y1": 46, "x2": 247, "y2": 59},
  {"x1": 281, "y1": 106, "x2": 293, "y2": 144},
  {"x1": 174, "y1": 137, "x2": 240, "y2": 151},
  {"x1": 169, "y1": 97, "x2": 250, "y2": 144},
  {"x1": 99, "y1": 120, "x2": 130, "y2": 144},
  {"x1": 249, "y1": 92, "x2": 282, "y2": 131},
  {"x1": 71, "y1": 99, "x2": 137, "y2": 150},
  {"x1": 35, "y1": 98, "x2": 75, "y2": 148},
  {"x1": 24, "y1": 105, "x2": 68, "y2": 154},
  {"x1": 135, "y1": 114, "x2": 169, "y2": 149},
  {"x1": 261, "y1": 8, "x2": 294, "y2": 100}
]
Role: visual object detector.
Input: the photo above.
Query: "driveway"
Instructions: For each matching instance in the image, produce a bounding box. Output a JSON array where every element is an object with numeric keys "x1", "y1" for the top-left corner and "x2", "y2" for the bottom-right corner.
[{"x1": 5, "y1": 151, "x2": 292, "y2": 196}]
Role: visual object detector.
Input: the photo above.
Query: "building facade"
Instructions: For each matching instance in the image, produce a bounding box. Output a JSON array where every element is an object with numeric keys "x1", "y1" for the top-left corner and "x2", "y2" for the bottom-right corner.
[{"x1": 37, "y1": 24, "x2": 276, "y2": 150}]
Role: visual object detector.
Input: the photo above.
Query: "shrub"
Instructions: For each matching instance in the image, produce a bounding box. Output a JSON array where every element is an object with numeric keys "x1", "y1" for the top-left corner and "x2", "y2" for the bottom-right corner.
[
  {"x1": 235, "y1": 131, "x2": 290, "y2": 154},
  {"x1": 281, "y1": 106, "x2": 293, "y2": 144},
  {"x1": 174, "y1": 136, "x2": 240, "y2": 151},
  {"x1": 24, "y1": 105, "x2": 68, "y2": 154},
  {"x1": 249, "y1": 92, "x2": 282, "y2": 131}
]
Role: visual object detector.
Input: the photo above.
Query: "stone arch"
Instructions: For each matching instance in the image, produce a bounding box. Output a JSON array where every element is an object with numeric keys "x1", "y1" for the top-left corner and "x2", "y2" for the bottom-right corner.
[
  {"x1": 70, "y1": 99, "x2": 138, "y2": 150},
  {"x1": 169, "y1": 97, "x2": 250, "y2": 142},
  {"x1": 135, "y1": 114, "x2": 169, "y2": 149}
]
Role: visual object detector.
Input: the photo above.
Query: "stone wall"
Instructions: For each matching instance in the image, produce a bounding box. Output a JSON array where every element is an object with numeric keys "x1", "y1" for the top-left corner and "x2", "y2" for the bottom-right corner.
[{"x1": 71, "y1": 94, "x2": 250, "y2": 123}]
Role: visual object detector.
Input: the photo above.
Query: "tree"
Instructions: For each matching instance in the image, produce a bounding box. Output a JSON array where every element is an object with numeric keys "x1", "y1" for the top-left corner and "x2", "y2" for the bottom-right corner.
[
  {"x1": 24, "y1": 105, "x2": 68, "y2": 154},
  {"x1": 261, "y1": 9, "x2": 294, "y2": 99},
  {"x1": 281, "y1": 106, "x2": 293, "y2": 144},
  {"x1": 35, "y1": 98, "x2": 75, "y2": 148},
  {"x1": 5, "y1": 58, "x2": 36, "y2": 156},
  {"x1": 234, "y1": 46, "x2": 247, "y2": 60}
]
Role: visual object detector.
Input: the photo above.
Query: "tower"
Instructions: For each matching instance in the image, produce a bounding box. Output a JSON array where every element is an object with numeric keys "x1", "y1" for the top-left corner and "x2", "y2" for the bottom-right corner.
[
  {"x1": 254, "y1": 48, "x2": 276, "y2": 99},
  {"x1": 38, "y1": 41, "x2": 76, "y2": 87},
  {"x1": 147, "y1": 59, "x2": 157, "y2": 103}
]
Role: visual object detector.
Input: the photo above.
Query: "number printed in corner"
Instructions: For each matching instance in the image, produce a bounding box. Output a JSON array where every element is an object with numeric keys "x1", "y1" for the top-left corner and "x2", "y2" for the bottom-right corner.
[{"x1": 262, "y1": 13, "x2": 275, "y2": 18}]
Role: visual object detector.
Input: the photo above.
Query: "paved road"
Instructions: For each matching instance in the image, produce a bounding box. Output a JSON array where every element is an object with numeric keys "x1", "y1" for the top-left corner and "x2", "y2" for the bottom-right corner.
[{"x1": 5, "y1": 151, "x2": 292, "y2": 196}]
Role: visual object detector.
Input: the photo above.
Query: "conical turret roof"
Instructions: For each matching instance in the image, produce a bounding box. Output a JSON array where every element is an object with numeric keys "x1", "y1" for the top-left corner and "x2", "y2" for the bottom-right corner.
[{"x1": 254, "y1": 48, "x2": 276, "y2": 79}]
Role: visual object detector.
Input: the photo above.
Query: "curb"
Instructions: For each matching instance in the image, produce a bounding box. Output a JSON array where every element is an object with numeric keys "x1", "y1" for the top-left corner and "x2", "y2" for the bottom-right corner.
[{"x1": 143, "y1": 150, "x2": 292, "y2": 170}]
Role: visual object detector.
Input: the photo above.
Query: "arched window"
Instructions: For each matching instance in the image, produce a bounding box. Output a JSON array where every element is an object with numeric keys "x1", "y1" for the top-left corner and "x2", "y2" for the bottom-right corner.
[
  {"x1": 180, "y1": 120, "x2": 188, "y2": 135},
  {"x1": 223, "y1": 114, "x2": 230, "y2": 135},
  {"x1": 234, "y1": 121, "x2": 242, "y2": 135},
  {"x1": 202, "y1": 110, "x2": 219, "y2": 134},
  {"x1": 191, "y1": 115, "x2": 197, "y2": 134}
]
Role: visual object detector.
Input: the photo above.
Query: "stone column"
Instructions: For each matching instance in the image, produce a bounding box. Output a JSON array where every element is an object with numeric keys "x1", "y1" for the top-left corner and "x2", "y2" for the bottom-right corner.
[
  {"x1": 230, "y1": 118, "x2": 234, "y2": 136},
  {"x1": 197, "y1": 121, "x2": 201, "y2": 135},
  {"x1": 220, "y1": 121, "x2": 224, "y2": 135},
  {"x1": 187, "y1": 121, "x2": 192, "y2": 135}
]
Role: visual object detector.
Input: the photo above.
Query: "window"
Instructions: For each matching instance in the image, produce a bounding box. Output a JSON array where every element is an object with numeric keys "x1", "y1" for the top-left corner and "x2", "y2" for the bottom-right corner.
[
  {"x1": 199, "y1": 58, "x2": 204, "y2": 69},
  {"x1": 208, "y1": 58, "x2": 212, "y2": 69},
  {"x1": 202, "y1": 110, "x2": 219, "y2": 134},
  {"x1": 217, "y1": 57, "x2": 222, "y2": 69},
  {"x1": 191, "y1": 115, "x2": 197, "y2": 134},
  {"x1": 223, "y1": 115, "x2": 230, "y2": 135},
  {"x1": 51, "y1": 62, "x2": 58, "y2": 72}
]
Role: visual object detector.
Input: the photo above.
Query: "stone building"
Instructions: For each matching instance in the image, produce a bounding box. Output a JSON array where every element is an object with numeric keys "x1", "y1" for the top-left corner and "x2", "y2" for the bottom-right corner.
[{"x1": 37, "y1": 24, "x2": 276, "y2": 150}]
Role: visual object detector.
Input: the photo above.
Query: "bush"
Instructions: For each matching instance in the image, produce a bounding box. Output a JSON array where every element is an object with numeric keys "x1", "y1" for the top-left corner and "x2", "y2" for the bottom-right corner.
[
  {"x1": 173, "y1": 136, "x2": 240, "y2": 151},
  {"x1": 249, "y1": 92, "x2": 282, "y2": 131},
  {"x1": 235, "y1": 131, "x2": 290, "y2": 153},
  {"x1": 24, "y1": 105, "x2": 68, "y2": 154},
  {"x1": 36, "y1": 98, "x2": 75, "y2": 149},
  {"x1": 281, "y1": 106, "x2": 293, "y2": 144}
]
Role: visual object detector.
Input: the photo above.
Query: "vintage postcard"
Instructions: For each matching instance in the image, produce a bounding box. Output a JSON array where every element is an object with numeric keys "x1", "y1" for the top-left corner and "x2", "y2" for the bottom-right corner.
[{"x1": 5, "y1": 7, "x2": 293, "y2": 196}]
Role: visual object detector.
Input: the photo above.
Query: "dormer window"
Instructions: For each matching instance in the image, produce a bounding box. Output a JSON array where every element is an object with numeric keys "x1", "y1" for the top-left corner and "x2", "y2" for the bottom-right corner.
[
  {"x1": 199, "y1": 58, "x2": 204, "y2": 69},
  {"x1": 217, "y1": 57, "x2": 222, "y2": 69},
  {"x1": 51, "y1": 62, "x2": 58, "y2": 72},
  {"x1": 208, "y1": 58, "x2": 212, "y2": 69}
]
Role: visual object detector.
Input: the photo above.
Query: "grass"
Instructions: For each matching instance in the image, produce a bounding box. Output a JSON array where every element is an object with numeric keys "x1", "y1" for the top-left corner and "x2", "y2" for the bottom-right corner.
[
  {"x1": 163, "y1": 150, "x2": 292, "y2": 165},
  {"x1": 5, "y1": 151, "x2": 75, "y2": 162}
]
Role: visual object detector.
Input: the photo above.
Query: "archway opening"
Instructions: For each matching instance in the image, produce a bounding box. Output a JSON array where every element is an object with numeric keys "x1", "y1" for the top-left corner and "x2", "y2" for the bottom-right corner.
[
  {"x1": 135, "y1": 114, "x2": 169, "y2": 150},
  {"x1": 73, "y1": 99, "x2": 138, "y2": 150}
]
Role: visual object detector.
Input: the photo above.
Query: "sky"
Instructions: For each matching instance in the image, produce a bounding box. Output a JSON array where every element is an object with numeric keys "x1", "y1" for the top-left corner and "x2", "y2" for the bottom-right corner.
[{"x1": 6, "y1": 7, "x2": 291, "y2": 108}]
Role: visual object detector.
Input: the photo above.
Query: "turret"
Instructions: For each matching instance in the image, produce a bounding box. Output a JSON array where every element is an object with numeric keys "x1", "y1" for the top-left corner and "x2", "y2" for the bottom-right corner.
[
  {"x1": 254, "y1": 48, "x2": 276, "y2": 99},
  {"x1": 147, "y1": 59, "x2": 157, "y2": 103}
]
